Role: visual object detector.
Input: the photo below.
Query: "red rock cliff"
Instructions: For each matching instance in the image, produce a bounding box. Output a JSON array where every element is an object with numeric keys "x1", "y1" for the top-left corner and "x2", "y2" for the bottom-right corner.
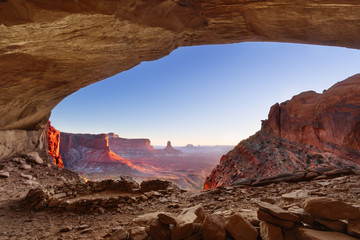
[
  {"x1": 59, "y1": 132, "x2": 146, "y2": 175},
  {"x1": 47, "y1": 121, "x2": 64, "y2": 168},
  {"x1": 262, "y1": 75, "x2": 360, "y2": 154},
  {"x1": 61, "y1": 132, "x2": 110, "y2": 152},
  {"x1": 204, "y1": 74, "x2": 360, "y2": 189},
  {"x1": 108, "y1": 133, "x2": 154, "y2": 158}
]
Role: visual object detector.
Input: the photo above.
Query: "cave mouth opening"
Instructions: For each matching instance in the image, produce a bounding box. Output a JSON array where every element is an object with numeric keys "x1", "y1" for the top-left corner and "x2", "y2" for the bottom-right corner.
[
  {"x1": 48, "y1": 42, "x2": 360, "y2": 191},
  {"x1": 50, "y1": 42, "x2": 360, "y2": 147}
]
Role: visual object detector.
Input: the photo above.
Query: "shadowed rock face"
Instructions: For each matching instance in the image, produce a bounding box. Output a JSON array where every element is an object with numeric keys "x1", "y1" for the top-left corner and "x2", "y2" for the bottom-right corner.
[
  {"x1": 204, "y1": 75, "x2": 360, "y2": 189},
  {"x1": 2, "y1": 1, "x2": 360, "y2": 157}
]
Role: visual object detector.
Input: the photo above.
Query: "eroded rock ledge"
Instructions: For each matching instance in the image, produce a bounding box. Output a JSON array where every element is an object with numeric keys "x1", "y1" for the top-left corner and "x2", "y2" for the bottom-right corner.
[
  {"x1": 204, "y1": 75, "x2": 360, "y2": 189},
  {"x1": 2, "y1": 1, "x2": 360, "y2": 157}
]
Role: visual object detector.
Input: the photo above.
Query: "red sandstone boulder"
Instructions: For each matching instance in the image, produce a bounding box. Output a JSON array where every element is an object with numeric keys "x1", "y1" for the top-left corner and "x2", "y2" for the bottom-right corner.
[
  {"x1": 171, "y1": 204, "x2": 205, "y2": 240},
  {"x1": 145, "y1": 218, "x2": 171, "y2": 240},
  {"x1": 225, "y1": 214, "x2": 258, "y2": 240},
  {"x1": 297, "y1": 228, "x2": 358, "y2": 240},
  {"x1": 348, "y1": 218, "x2": 360, "y2": 238},
  {"x1": 202, "y1": 214, "x2": 226, "y2": 240},
  {"x1": 257, "y1": 201, "x2": 301, "y2": 222},
  {"x1": 303, "y1": 197, "x2": 360, "y2": 220},
  {"x1": 259, "y1": 221, "x2": 284, "y2": 240}
]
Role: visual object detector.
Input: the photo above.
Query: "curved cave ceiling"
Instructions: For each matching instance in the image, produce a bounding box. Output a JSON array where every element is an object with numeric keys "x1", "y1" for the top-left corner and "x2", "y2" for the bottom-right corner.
[{"x1": 2, "y1": 0, "x2": 360, "y2": 131}]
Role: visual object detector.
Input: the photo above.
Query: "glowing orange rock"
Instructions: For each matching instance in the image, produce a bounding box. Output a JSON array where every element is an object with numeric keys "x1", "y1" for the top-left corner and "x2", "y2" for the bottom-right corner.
[{"x1": 47, "y1": 121, "x2": 64, "y2": 168}]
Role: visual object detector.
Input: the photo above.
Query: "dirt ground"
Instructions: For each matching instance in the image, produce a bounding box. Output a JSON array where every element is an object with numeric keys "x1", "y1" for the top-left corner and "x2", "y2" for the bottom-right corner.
[{"x1": 0, "y1": 155, "x2": 359, "y2": 240}]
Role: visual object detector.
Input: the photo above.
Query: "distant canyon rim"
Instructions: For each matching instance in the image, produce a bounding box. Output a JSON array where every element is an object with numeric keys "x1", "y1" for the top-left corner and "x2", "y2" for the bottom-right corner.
[
  {"x1": 44, "y1": 75, "x2": 360, "y2": 191},
  {"x1": 47, "y1": 123, "x2": 233, "y2": 191},
  {"x1": 2, "y1": 1, "x2": 360, "y2": 159}
]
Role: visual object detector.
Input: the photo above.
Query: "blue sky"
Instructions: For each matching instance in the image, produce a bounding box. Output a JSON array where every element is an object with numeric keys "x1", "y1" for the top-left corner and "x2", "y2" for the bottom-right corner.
[{"x1": 50, "y1": 42, "x2": 360, "y2": 146}]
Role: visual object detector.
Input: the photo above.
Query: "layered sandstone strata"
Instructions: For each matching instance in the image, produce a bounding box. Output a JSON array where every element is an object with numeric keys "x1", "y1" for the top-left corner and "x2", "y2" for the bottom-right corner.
[
  {"x1": 204, "y1": 75, "x2": 360, "y2": 189},
  {"x1": 108, "y1": 133, "x2": 155, "y2": 158},
  {"x1": 59, "y1": 132, "x2": 143, "y2": 175}
]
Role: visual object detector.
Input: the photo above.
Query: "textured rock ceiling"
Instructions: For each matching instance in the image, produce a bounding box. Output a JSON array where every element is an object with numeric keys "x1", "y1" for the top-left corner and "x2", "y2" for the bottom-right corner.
[{"x1": 1, "y1": 0, "x2": 360, "y2": 131}]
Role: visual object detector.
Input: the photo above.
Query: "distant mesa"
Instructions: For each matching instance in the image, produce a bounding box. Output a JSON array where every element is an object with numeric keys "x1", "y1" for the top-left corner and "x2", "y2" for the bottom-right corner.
[
  {"x1": 58, "y1": 131, "x2": 147, "y2": 176},
  {"x1": 108, "y1": 133, "x2": 154, "y2": 158},
  {"x1": 46, "y1": 126, "x2": 225, "y2": 191},
  {"x1": 204, "y1": 74, "x2": 360, "y2": 190},
  {"x1": 47, "y1": 127, "x2": 186, "y2": 175},
  {"x1": 162, "y1": 141, "x2": 181, "y2": 155},
  {"x1": 107, "y1": 132, "x2": 120, "y2": 138}
]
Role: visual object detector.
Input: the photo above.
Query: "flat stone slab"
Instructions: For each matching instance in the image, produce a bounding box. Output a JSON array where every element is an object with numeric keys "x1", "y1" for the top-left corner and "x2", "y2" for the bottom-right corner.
[
  {"x1": 257, "y1": 201, "x2": 301, "y2": 222},
  {"x1": 297, "y1": 228, "x2": 358, "y2": 240},
  {"x1": 303, "y1": 197, "x2": 360, "y2": 220}
]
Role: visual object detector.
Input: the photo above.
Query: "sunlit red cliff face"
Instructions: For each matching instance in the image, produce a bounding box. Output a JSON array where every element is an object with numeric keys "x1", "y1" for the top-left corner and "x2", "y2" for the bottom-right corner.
[
  {"x1": 47, "y1": 121, "x2": 64, "y2": 168},
  {"x1": 59, "y1": 132, "x2": 147, "y2": 175},
  {"x1": 108, "y1": 133, "x2": 155, "y2": 158},
  {"x1": 204, "y1": 74, "x2": 360, "y2": 190},
  {"x1": 53, "y1": 130, "x2": 224, "y2": 191}
]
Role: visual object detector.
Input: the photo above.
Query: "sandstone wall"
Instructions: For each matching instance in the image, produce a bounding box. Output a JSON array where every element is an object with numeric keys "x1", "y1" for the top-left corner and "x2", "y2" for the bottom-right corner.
[
  {"x1": 108, "y1": 134, "x2": 154, "y2": 158},
  {"x1": 204, "y1": 75, "x2": 360, "y2": 189},
  {"x1": 0, "y1": 129, "x2": 47, "y2": 159},
  {"x1": 262, "y1": 74, "x2": 360, "y2": 159}
]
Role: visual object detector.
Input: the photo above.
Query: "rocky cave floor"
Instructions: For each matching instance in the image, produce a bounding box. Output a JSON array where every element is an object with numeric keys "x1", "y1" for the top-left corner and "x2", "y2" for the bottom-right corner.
[{"x1": 0, "y1": 153, "x2": 360, "y2": 240}]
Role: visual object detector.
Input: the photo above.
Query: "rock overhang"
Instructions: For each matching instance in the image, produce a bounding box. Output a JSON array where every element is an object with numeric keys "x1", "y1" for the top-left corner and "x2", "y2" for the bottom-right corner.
[{"x1": 2, "y1": 0, "x2": 360, "y2": 157}]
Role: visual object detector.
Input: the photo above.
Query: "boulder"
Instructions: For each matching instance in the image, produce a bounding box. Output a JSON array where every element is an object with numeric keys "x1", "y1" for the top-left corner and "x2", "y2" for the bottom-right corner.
[
  {"x1": 257, "y1": 201, "x2": 300, "y2": 222},
  {"x1": 297, "y1": 228, "x2": 358, "y2": 240},
  {"x1": 171, "y1": 204, "x2": 205, "y2": 240},
  {"x1": 48, "y1": 198, "x2": 61, "y2": 208},
  {"x1": 283, "y1": 227, "x2": 298, "y2": 240},
  {"x1": 281, "y1": 190, "x2": 309, "y2": 200},
  {"x1": 20, "y1": 173, "x2": 33, "y2": 180},
  {"x1": 130, "y1": 227, "x2": 148, "y2": 240},
  {"x1": 287, "y1": 206, "x2": 314, "y2": 225},
  {"x1": 225, "y1": 214, "x2": 258, "y2": 240},
  {"x1": 202, "y1": 214, "x2": 226, "y2": 240},
  {"x1": 110, "y1": 226, "x2": 128, "y2": 240},
  {"x1": 257, "y1": 209, "x2": 295, "y2": 229},
  {"x1": 260, "y1": 221, "x2": 284, "y2": 240},
  {"x1": 145, "y1": 218, "x2": 171, "y2": 240},
  {"x1": 158, "y1": 213, "x2": 177, "y2": 225},
  {"x1": 0, "y1": 171, "x2": 9, "y2": 178},
  {"x1": 303, "y1": 197, "x2": 360, "y2": 220},
  {"x1": 24, "y1": 152, "x2": 44, "y2": 165},
  {"x1": 134, "y1": 212, "x2": 166, "y2": 224},
  {"x1": 314, "y1": 218, "x2": 347, "y2": 232},
  {"x1": 20, "y1": 164, "x2": 31, "y2": 170},
  {"x1": 348, "y1": 218, "x2": 360, "y2": 238}
]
